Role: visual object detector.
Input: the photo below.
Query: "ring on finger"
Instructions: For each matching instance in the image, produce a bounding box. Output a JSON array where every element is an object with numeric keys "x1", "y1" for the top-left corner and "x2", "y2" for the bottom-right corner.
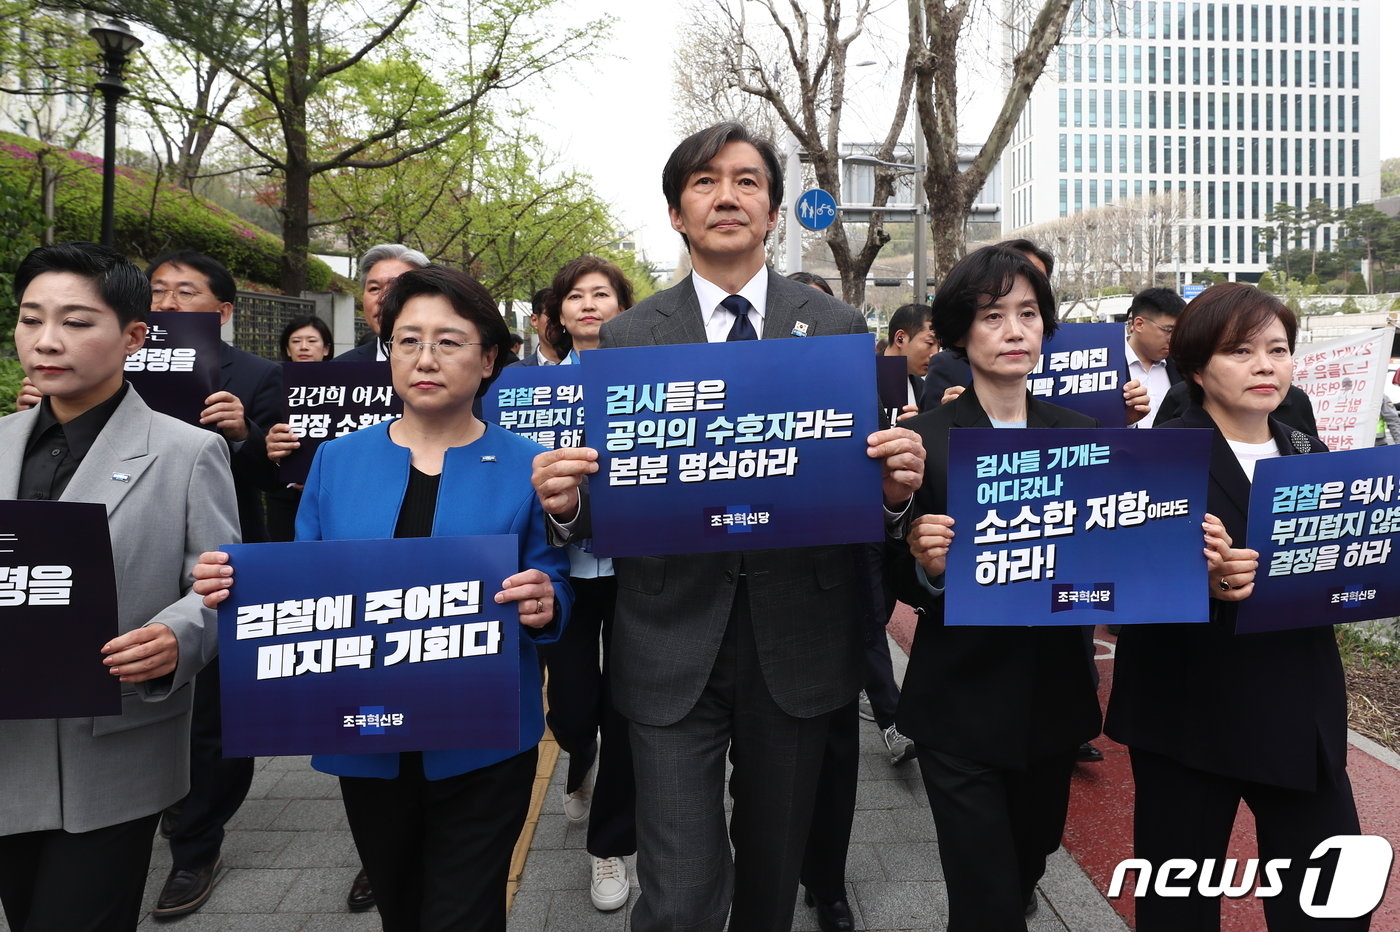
[{"x1": 534, "y1": 599, "x2": 544, "y2": 614}]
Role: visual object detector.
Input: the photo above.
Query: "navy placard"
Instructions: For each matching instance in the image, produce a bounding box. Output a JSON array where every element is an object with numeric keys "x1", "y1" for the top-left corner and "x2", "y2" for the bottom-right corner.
[
  {"x1": 217, "y1": 536, "x2": 520, "y2": 757},
  {"x1": 944, "y1": 427, "x2": 1212, "y2": 625},
  {"x1": 1029, "y1": 322, "x2": 1128, "y2": 428},
  {"x1": 1237, "y1": 445, "x2": 1400, "y2": 633},
  {"x1": 124, "y1": 311, "x2": 222, "y2": 426},
  {"x1": 580, "y1": 334, "x2": 882, "y2": 557},
  {"x1": 482, "y1": 365, "x2": 586, "y2": 449},
  {"x1": 279, "y1": 362, "x2": 402, "y2": 483},
  {"x1": 0, "y1": 501, "x2": 120, "y2": 718}
]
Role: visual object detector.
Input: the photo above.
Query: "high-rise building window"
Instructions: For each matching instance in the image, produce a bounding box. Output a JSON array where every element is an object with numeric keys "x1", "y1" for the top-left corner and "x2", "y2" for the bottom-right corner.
[
  {"x1": 1120, "y1": 134, "x2": 1128, "y2": 172},
  {"x1": 1149, "y1": 47, "x2": 1157, "y2": 83},
  {"x1": 1133, "y1": 1, "x2": 1143, "y2": 37},
  {"x1": 1323, "y1": 140, "x2": 1331, "y2": 176},
  {"x1": 1058, "y1": 46, "x2": 1068, "y2": 82},
  {"x1": 1323, "y1": 51, "x2": 1331, "y2": 90},
  {"x1": 1323, "y1": 96, "x2": 1331, "y2": 133},
  {"x1": 1135, "y1": 135, "x2": 1143, "y2": 172},
  {"x1": 1090, "y1": 92, "x2": 1098, "y2": 126},
  {"x1": 1089, "y1": 134, "x2": 1099, "y2": 172},
  {"x1": 1179, "y1": 90, "x2": 1187, "y2": 128},
  {"x1": 1193, "y1": 2, "x2": 1201, "y2": 40},
  {"x1": 1149, "y1": 0, "x2": 1158, "y2": 38},
  {"x1": 1193, "y1": 47, "x2": 1201, "y2": 85},
  {"x1": 1060, "y1": 134, "x2": 1068, "y2": 171},
  {"x1": 1133, "y1": 45, "x2": 1141, "y2": 83},
  {"x1": 1060, "y1": 179, "x2": 1068, "y2": 217},
  {"x1": 1075, "y1": 134, "x2": 1083, "y2": 171},
  {"x1": 1121, "y1": 90, "x2": 1129, "y2": 127},
  {"x1": 1206, "y1": 1, "x2": 1214, "y2": 40},
  {"x1": 1074, "y1": 89, "x2": 1083, "y2": 126},
  {"x1": 1250, "y1": 4, "x2": 1258, "y2": 42},
  {"x1": 1264, "y1": 48, "x2": 1272, "y2": 87},
  {"x1": 1089, "y1": 45, "x2": 1098, "y2": 81},
  {"x1": 1059, "y1": 89, "x2": 1068, "y2": 127},
  {"x1": 1352, "y1": 8, "x2": 1359, "y2": 45},
  {"x1": 1150, "y1": 134, "x2": 1158, "y2": 172},
  {"x1": 1118, "y1": 45, "x2": 1127, "y2": 83}
]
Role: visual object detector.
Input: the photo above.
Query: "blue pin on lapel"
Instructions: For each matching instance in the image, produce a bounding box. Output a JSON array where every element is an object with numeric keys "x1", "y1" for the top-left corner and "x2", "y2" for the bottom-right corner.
[
  {"x1": 791, "y1": 321, "x2": 809, "y2": 337},
  {"x1": 111, "y1": 472, "x2": 131, "y2": 482}
]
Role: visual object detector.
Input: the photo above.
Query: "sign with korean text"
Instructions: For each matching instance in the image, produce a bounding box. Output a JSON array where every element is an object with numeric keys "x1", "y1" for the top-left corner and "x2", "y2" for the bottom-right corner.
[
  {"x1": 1292, "y1": 328, "x2": 1391, "y2": 452},
  {"x1": 482, "y1": 365, "x2": 585, "y2": 449},
  {"x1": 217, "y1": 536, "x2": 520, "y2": 757},
  {"x1": 1236, "y1": 446, "x2": 1400, "y2": 633},
  {"x1": 945, "y1": 428, "x2": 1211, "y2": 625},
  {"x1": 279, "y1": 362, "x2": 402, "y2": 483},
  {"x1": 580, "y1": 334, "x2": 882, "y2": 557},
  {"x1": 123, "y1": 311, "x2": 222, "y2": 426},
  {"x1": 1030, "y1": 322, "x2": 1128, "y2": 428},
  {"x1": 0, "y1": 501, "x2": 119, "y2": 718}
]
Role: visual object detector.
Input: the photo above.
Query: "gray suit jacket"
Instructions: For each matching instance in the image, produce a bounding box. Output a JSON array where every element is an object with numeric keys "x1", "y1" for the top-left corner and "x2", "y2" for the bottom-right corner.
[
  {"x1": 597, "y1": 270, "x2": 872, "y2": 726},
  {"x1": 0, "y1": 389, "x2": 240, "y2": 834}
]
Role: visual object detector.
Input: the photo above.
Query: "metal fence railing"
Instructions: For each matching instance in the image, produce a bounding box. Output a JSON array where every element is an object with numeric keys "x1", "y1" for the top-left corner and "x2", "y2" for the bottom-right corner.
[{"x1": 233, "y1": 291, "x2": 317, "y2": 361}]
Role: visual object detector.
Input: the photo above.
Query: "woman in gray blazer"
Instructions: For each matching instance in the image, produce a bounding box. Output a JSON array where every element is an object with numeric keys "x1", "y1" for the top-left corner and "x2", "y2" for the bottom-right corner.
[{"x1": 0, "y1": 242, "x2": 239, "y2": 932}]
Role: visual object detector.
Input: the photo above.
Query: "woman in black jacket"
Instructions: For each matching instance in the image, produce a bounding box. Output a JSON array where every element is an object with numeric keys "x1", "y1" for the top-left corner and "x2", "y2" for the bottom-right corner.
[{"x1": 1106, "y1": 283, "x2": 1364, "y2": 932}]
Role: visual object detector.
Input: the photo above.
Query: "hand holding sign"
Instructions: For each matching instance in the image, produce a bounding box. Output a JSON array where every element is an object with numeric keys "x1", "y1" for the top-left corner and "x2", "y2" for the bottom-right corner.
[
  {"x1": 531, "y1": 447, "x2": 599, "y2": 520},
  {"x1": 193, "y1": 550, "x2": 234, "y2": 608},
  {"x1": 909, "y1": 514, "x2": 956, "y2": 578},
  {"x1": 869, "y1": 426, "x2": 925, "y2": 509},
  {"x1": 101, "y1": 623, "x2": 178, "y2": 683},
  {"x1": 494, "y1": 568, "x2": 557, "y2": 628},
  {"x1": 1123, "y1": 379, "x2": 1150, "y2": 425},
  {"x1": 1203, "y1": 512, "x2": 1258, "y2": 602},
  {"x1": 201, "y1": 390, "x2": 248, "y2": 442},
  {"x1": 265, "y1": 423, "x2": 301, "y2": 462}
]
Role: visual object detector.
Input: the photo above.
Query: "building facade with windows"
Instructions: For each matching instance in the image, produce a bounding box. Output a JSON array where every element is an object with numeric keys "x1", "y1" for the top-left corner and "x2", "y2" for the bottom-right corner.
[{"x1": 1004, "y1": 0, "x2": 1379, "y2": 282}]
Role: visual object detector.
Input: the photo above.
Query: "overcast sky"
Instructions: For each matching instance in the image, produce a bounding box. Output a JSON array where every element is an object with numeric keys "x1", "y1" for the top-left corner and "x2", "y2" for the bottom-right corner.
[{"x1": 522, "y1": 0, "x2": 1400, "y2": 271}]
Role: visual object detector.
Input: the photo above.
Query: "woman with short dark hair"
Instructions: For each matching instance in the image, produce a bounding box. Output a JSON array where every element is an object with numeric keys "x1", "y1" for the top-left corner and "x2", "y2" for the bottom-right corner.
[
  {"x1": 892, "y1": 245, "x2": 1101, "y2": 929},
  {"x1": 279, "y1": 314, "x2": 333, "y2": 362},
  {"x1": 1106, "y1": 283, "x2": 1364, "y2": 932}
]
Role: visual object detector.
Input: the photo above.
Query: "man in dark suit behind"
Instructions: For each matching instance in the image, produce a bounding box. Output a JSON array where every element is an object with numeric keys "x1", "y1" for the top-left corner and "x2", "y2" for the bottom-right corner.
[
  {"x1": 145, "y1": 251, "x2": 283, "y2": 918},
  {"x1": 531, "y1": 122, "x2": 925, "y2": 932},
  {"x1": 335, "y1": 243, "x2": 429, "y2": 362}
]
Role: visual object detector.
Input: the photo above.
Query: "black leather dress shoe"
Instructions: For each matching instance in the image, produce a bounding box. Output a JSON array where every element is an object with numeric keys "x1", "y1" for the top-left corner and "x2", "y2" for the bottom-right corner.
[
  {"x1": 153, "y1": 857, "x2": 221, "y2": 919},
  {"x1": 804, "y1": 888, "x2": 855, "y2": 932},
  {"x1": 347, "y1": 868, "x2": 376, "y2": 912}
]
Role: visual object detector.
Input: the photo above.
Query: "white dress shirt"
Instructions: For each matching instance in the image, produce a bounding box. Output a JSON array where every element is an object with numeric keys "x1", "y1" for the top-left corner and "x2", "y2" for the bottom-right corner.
[
  {"x1": 693, "y1": 267, "x2": 768, "y2": 342},
  {"x1": 1126, "y1": 333, "x2": 1173, "y2": 428}
]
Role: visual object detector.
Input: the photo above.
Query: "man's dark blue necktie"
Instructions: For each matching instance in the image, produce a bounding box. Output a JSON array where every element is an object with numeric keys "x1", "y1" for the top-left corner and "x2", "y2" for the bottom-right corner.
[{"x1": 721, "y1": 294, "x2": 758, "y2": 342}]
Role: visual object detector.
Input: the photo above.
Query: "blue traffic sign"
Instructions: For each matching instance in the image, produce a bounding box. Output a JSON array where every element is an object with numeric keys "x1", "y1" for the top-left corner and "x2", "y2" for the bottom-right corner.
[
  {"x1": 796, "y1": 188, "x2": 837, "y2": 231},
  {"x1": 1182, "y1": 284, "x2": 1206, "y2": 300}
]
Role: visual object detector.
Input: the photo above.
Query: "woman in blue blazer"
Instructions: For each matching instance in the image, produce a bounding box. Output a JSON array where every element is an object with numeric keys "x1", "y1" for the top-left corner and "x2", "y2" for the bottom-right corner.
[{"x1": 197, "y1": 265, "x2": 571, "y2": 932}]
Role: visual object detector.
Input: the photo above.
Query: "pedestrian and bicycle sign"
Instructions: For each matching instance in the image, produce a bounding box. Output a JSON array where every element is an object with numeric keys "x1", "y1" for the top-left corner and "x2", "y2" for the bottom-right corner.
[{"x1": 796, "y1": 189, "x2": 837, "y2": 231}]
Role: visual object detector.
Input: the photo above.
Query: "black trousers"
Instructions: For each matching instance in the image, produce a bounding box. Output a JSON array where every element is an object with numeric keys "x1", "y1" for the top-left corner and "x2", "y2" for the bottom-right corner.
[
  {"x1": 339, "y1": 749, "x2": 537, "y2": 932},
  {"x1": 539, "y1": 575, "x2": 636, "y2": 858},
  {"x1": 0, "y1": 813, "x2": 160, "y2": 932},
  {"x1": 799, "y1": 700, "x2": 860, "y2": 903},
  {"x1": 628, "y1": 588, "x2": 833, "y2": 932},
  {"x1": 917, "y1": 746, "x2": 1076, "y2": 932},
  {"x1": 169, "y1": 656, "x2": 255, "y2": 870},
  {"x1": 1130, "y1": 747, "x2": 1367, "y2": 932}
]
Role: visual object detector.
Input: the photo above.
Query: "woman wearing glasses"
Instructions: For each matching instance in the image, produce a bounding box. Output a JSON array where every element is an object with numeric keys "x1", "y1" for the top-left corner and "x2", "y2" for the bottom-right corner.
[{"x1": 194, "y1": 265, "x2": 571, "y2": 932}]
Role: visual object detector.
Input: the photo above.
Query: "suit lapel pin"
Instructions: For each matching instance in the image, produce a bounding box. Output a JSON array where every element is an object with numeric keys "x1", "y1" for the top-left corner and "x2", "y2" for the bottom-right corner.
[
  {"x1": 480, "y1": 455, "x2": 497, "y2": 463},
  {"x1": 111, "y1": 472, "x2": 131, "y2": 482},
  {"x1": 791, "y1": 321, "x2": 809, "y2": 337}
]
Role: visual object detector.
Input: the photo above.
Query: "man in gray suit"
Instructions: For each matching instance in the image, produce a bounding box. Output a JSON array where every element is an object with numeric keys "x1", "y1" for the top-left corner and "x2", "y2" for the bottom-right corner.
[
  {"x1": 532, "y1": 123, "x2": 925, "y2": 932},
  {"x1": 0, "y1": 242, "x2": 239, "y2": 931}
]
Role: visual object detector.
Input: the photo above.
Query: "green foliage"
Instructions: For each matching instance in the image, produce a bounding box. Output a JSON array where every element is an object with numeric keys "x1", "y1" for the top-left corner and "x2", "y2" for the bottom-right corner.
[
  {"x1": 0, "y1": 356, "x2": 22, "y2": 417},
  {"x1": 1346, "y1": 272, "x2": 1368, "y2": 295},
  {"x1": 1257, "y1": 271, "x2": 1278, "y2": 293},
  {"x1": 1303, "y1": 272, "x2": 1320, "y2": 289},
  {"x1": 0, "y1": 171, "x2": 46, "y2": 352},
  {"x1": 0, "y1": 131, "x2": 331, "y2": 290},
  {"x1": 1382, "y1": 158, "x2": 1400, "y2": 199}
]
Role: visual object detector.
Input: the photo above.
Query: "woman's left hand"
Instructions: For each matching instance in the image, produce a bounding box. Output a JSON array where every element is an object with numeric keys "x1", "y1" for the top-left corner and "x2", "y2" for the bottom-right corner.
[
  {"x1": 495, "y1": 569, "x2": 556, "y2": 629},
  {"x1": 102, "y1": 623, "x2": 178, "y2": 683},
  {"x1": 1123, "y1": 379, "x2": 1150, "y2": 425}
]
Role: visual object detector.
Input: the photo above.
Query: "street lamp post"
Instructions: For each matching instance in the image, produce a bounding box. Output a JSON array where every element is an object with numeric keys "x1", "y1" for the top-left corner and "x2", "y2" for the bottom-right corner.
[{"x1": 88, "y1": 18, "x2": 143, "y2": 247}]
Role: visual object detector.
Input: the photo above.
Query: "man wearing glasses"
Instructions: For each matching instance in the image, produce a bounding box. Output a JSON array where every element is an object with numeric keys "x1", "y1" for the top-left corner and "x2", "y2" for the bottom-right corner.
[{"x1": 1123, "y1": 287, "x2": 1186, "y2": 427}]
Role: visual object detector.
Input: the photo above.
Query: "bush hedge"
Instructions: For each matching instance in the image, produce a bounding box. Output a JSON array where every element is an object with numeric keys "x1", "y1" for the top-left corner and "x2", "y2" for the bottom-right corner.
[{"x1": 0, "y1": 132, "x2": 331, "y2": 291}]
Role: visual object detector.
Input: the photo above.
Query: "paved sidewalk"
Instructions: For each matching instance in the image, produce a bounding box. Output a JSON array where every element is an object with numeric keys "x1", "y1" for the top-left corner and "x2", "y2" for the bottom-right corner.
[{"x1": 506, "y1": 636, "x2": 1130, "y2": 932}]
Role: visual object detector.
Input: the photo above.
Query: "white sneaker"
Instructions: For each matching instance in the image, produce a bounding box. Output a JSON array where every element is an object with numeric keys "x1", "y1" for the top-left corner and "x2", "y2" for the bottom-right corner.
[
  {"x1": 562, "y1": 763, "x2": 595, "y2": 823},
  {"x1": 589, "y1": 855, "x2": 629, "y2": 911},
  {"x1": 883, "y1": 724, "x2": 915, "y2": 765}
]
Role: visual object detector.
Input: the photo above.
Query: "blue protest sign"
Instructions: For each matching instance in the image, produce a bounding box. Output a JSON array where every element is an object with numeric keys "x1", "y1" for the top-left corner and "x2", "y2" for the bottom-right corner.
[
  {"x1": 580, "y1": 334, "x2": 882, "y2": 557},
  {"x1": 482, "y1": 365, "x2": 586, "y2": 449},
  {"x1": 280, "y1": 362, "x2": 402, "y2": 483},
  {"x1": 945, "y1": 428, "x2": 1212, "y2": 625},
  {"x1": 1237, "y1": 446, "x2": 1400, "y2": 634},
  {"x1": 124, "y1": 311, "x2": 222, "y2": 426},
  {"x1": 0, "y1": 501, "x2": 119, "y2": 718},
  {"x1": 796, "y1": 188, "x2": 838, "y2": 231},
  {"x1": 1029, "y1": 322, "x2": 1128, "y2": 427},
  {"x1": 217, "y1": 536, "x2": 520, "y2": 757}
]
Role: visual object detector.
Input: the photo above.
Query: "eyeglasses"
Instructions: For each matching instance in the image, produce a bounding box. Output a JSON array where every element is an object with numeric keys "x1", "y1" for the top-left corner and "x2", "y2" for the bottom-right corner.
[
  {"x1": 1139, "y1": 317, "x2": 1175, "y2": 335},
  {"x1": 150, "y1": 288, "x2": 206, "y2": 306},
  {"x1": 388, "y1": 336, "x2": 482, "y2": 360}
]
